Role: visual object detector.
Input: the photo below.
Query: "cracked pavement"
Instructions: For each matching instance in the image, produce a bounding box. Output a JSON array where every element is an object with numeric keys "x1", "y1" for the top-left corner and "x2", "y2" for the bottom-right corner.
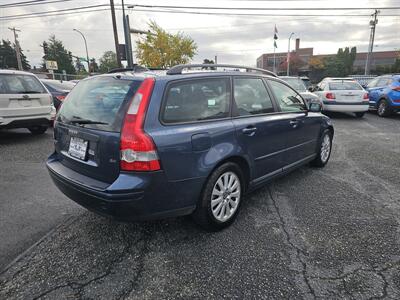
[{"x1": 1, "y1": 112, "x2": 400, "y2": 299}]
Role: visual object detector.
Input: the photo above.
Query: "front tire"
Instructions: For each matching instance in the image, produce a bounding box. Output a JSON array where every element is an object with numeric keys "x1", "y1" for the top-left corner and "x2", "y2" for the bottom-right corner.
[
  {"x1": 28, "y1": 126, "x2": 48, "y2": 135},
  {"x1": 377, "y1": 99, "x2": 392, "y2": 117},
  {"x1": 355, "y1": 112, "x2": 365, "y2": 118},
  {"x1": 192, "y1": 162, "x2": 244, "y2": 231},
  {"x1": 311, "y1": 130, "x2": 332, "y2": 168}
]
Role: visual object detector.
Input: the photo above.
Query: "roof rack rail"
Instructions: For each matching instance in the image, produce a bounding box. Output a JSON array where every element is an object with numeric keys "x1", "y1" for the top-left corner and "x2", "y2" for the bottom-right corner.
[
  {"x1": 107, "y1": 65, "x2": 149, "y2": 74},
  {"x1": 166, "y1": 64, "x2": 277, "y2": 77}
]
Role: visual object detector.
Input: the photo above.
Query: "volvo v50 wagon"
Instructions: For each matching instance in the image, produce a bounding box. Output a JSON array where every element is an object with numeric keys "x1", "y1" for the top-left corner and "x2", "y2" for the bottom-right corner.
[{"x1": 47, "y1": 64, "x2": 334, "y2": 230}]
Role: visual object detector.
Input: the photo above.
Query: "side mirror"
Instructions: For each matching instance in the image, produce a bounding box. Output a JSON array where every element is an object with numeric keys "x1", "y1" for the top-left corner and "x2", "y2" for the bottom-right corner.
[
  {"x1": 308, "y1": 86, "x2": 314, "y2": 92},
  {"x1": 309, "y1": 102, "x2": 322, "y2": 113},
  {"x1": 361, "y1": 84, "x2": 367, "y2": 89}
]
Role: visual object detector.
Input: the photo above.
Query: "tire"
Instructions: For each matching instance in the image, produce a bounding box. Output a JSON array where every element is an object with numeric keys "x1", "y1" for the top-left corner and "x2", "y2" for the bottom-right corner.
[
  {"x1": 192, "y1": 162, "x2": 244, "y2": 231},
  {"x1": 354, "y1": 112, "x2": 365, "y2": 118},
  {"x1": 311, "y1": 129, "x2": 332, "y2": 168},
  {"x1": 377, "y1": 99, "x2": 392, "y2": 117},
  {"x1": 28, "y1": 126, "x2": 48, "y2": 135}
]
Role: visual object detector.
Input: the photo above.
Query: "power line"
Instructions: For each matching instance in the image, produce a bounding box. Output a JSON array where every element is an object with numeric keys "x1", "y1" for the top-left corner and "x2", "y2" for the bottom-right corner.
[
  {"x1": 0, "y1": 0, "x2": 77, "y2": 8},
  {"x1": 128, "y1": 4, "x2": 400, "y2": 11},
  {"x1": 0, "y1": 8, "x2": 117, "y2": 21},
  {"x1": 131, "y1": 8, "x2": 399, "y2": 18},
  {"x1": 0, "y1": 4, "x2": 110, "y2": 20}
]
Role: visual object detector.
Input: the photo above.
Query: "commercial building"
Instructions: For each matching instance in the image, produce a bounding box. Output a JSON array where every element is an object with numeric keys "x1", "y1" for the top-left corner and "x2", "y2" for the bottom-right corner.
[{"x1": 256, "y1": 38, "x2": 399, "y2": 75}]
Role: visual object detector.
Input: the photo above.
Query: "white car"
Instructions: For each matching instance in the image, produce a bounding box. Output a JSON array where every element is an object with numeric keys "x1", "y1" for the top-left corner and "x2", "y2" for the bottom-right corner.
[
  {"x1": 0, "y1": 70, "x2": 55, "y2": 134},
  {"x1": 313, "y1": 79, "x2": 369, "y2": 118}
]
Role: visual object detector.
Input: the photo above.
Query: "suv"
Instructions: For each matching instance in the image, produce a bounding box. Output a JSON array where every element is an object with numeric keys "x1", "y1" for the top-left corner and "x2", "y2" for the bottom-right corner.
[
  {"x1": 365, "y1": 74, "x2": 400, "y2": 117},
  {"x1": 47, "y1": 64, "x2": 334, "y2": 230},
  {"x1": 0, "y1": 70, "x2": 54, "y2": 134}
]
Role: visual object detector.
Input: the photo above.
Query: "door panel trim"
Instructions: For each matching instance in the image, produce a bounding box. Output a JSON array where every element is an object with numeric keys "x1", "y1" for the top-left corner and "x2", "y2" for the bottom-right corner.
[{"x1": 254, "y1": 139, "x2": 317, "y2": 161}]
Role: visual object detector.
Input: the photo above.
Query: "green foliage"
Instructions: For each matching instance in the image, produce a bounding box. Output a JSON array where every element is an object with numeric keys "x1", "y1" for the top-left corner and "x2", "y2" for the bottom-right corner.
[
  {"x1": 89, "y1": 58, "x2": 99, "y2": 73},
  {"x1": 136, "y1": 21, "x2": 197, "y2": 68},
  {"x1": 98, "y1": 51, "x2": 118, "y2": 73},
  {"x1": 310, "y1": 47, "x2": 357, "y2": 81},
  {"x1": 0, "y1": 39, "x2": 30, "y2": 70},
  {"x1": 42, "y1": 35, "x2": 75, "y2": 74},
  {"x1": 203, "y1": 59, "x2": 215, "y2": 64}
]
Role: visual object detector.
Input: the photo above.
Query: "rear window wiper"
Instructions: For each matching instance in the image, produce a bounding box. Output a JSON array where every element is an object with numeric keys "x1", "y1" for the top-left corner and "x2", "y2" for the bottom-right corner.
[
  {"x1": 17, "y1": 91, "x2": 42, "y2": 94},
  {"x1": 69, "y1": 118, "x2": 109, "y2": 125}
]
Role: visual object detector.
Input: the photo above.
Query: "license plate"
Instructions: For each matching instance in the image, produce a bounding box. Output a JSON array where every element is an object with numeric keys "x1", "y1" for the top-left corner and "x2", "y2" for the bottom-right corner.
[{"x1": 68, "y1": 137, "x2": 88, "y2": 160}]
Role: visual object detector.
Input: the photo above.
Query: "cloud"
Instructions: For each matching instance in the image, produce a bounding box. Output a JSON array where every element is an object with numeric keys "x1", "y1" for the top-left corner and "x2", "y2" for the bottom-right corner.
[{"x1": 0, "y1": 0, "x2": 398, "y2": 69}]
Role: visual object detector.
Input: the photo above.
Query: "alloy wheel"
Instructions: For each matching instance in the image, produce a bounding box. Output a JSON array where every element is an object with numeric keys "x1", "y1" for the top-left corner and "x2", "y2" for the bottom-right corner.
[
  {"x1": 320, "y1": 134, "x2": 331, "y2": 163},
  {"x1": 211, "y1": 171, "x2": 241, "y2": 222}
]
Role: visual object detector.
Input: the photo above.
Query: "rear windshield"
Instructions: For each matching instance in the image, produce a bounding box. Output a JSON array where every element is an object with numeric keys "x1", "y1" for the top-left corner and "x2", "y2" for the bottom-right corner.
[
  {"x1": 281, "y1": 78, "x2": 307, "y2": 92},
  {"x1": 57, "y1": 76, "x2": 142, "y2": 132},
  {"x1": 43, "y1": 80, "x2": 75, "y2": 91},
  {"x1": 329, "y1": 82, "x2": 362, "y2": 90},
  {"x1": 0, "y1": 74, "x2": 46, "y2": 94}
]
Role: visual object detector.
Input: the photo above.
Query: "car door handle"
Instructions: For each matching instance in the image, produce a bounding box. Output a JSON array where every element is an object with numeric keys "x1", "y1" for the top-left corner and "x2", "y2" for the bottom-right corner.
[
  {"x1": 290, "y1": 120, "x2": 299, "y2": 128},
  {"x1": 242, "y1": 126, "x2": 257, "y2": 136}
]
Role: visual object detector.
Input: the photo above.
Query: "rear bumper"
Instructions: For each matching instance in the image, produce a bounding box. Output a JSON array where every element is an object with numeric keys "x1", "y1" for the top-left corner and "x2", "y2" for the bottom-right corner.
[
  {"x1": 0, "y1": 116, "x2": 52, "y2": 129},
  {"x1": 46, "y1": 153, "x2": 201, "y2": 221},
  {"x1": 323, "y1": 102, "x2": 369, "y2": 112}
]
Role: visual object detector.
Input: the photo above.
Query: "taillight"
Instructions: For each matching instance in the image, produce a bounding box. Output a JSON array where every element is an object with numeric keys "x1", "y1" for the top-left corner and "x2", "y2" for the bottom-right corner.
[
  {"x1": 363, "y1": 93, "x2": 369, "y2": 100},
  {"x1": 55, "y1": 95, "x2": 66, "y2": 101},
  {"x1": 392, "y1": 86, "x2": 400, "y2": 91},
  {"x1": 325, "y1": 92, "x2": 336, "y2": 100},
  {"x1": 120, "y1": 78, "x2": 160, "y2": 171}
]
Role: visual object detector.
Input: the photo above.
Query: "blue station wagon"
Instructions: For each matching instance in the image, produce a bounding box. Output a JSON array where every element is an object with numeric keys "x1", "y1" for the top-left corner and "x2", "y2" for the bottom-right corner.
[{"x1": 47, "y1": 64, "x2": 334, "y2": 230}]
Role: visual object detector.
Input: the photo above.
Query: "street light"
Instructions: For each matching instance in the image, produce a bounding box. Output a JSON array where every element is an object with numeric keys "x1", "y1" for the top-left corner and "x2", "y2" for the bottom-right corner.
[
  {"x1": 73, "y1": 28, "x2": 90, "y2": 75},
  {"x1": 287, "y1": 32, "x2": 295, "y2": 76}
]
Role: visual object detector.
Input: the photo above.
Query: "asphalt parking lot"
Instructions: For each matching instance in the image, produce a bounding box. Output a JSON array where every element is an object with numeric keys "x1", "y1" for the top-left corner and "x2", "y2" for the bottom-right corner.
[{"x1": 1, "y1": 112, "x2": 400, "y2": 299}]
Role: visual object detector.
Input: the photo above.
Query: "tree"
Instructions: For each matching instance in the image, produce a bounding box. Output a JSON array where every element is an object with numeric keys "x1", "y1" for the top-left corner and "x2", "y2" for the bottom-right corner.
[
  {"x1": 89, "y1": 58, "x2": 99, "y2": 73},
  {"x1": 98, "y1": 51, "x2": 118, "y2": 73},
  {"x1": 0, "y1": 39, "x2": 30, "y2": 70},
  {"x1": 136, "y1": 21, "x2": 197, "y2": 68},
  {"x1": 203, "y1": 59, "x2": 215, "y2": 64},
  {"x1": 41, "y1": 35, "x2": 75, "y2": 74}
]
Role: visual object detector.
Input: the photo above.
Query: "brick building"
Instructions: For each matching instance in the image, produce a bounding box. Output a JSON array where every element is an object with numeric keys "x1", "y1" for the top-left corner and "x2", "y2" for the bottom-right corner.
[{"x1": 256, "y1": 38, "x2": 399, "y2": 75}]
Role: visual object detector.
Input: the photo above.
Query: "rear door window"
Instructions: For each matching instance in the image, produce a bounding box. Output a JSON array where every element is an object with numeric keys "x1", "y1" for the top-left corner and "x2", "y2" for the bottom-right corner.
[
  {"x1": 233, "y1": 77, "x2": 275, "y2": 116},
  {"x1": 0, "y1": 74, "x2": 46, "y2": 94},
  {"x1": 268, "y1": 80, "x2": 307, "y2": 113},
  {"x1": 162, "y1": 78, "x2": 230, "y2": 123},
  {"x1": 57, "y1": 76, "x2": 142, "y2": 132}
]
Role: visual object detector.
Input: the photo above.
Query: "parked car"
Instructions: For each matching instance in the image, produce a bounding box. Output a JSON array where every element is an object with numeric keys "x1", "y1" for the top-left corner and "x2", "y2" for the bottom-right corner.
[
  {"x1": 47, "y1": 64, "x2": 334, "y2": 230},
  {"x1": 280, "y1": 76, "x2": 321, "y2": 106},
  {"x1": 0, "y1": 70, "x2": 55, "y2": 134},
  {"x1": 300, "y1": 76, "x2": 311, "y2": 89},
  {"x1": 365, "y1": 74, "x2": 400, "y2": 117},
  {"x1": 313, "y1": 78, "x2": 369, "y2": 117},
  {"x1": 41, "y1": 79, "x2": 76, "y2": 110}
]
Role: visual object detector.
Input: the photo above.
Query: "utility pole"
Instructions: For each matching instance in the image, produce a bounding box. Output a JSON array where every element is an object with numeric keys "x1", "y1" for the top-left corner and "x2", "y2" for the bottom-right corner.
[
  {"x1": 109, "y1": 0, "x2": 122, "y2": 67},
  {"x1": 287, "y1": 32, "x2": 294, "y2": 76},
  {"x1": 8, "y1": 27, "x2": 23, "y2": 70},
  {"x1": 121, "y1": 0, "x2": 133, "y2": 67},
  {"x1": 365, "y1": 9, "x2": 379, "y2": 75}
]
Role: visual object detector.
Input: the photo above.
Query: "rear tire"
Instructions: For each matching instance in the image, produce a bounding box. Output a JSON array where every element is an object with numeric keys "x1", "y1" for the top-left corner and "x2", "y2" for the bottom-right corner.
[
  {"x1": 28, "y1": 126, "x2": 47, "y2": 135},
  {"x1": 192, "y1": 162, "x2": 244, "y2": 231},
  {"x1": 377, "y1": 99, "x2": 392, "y2": 117},
  {"x1": 311, "y1": 129, "x2": 332, "y2": 168},
  {"x1": 354, "y1": 112, "x2": 365, "y2": 118}
]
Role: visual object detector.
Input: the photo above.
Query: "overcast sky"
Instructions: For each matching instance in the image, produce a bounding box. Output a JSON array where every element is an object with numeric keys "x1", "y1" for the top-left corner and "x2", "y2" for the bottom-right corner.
[{"x1": 0, "y1": 0, "x2": 399, "y2": 68}]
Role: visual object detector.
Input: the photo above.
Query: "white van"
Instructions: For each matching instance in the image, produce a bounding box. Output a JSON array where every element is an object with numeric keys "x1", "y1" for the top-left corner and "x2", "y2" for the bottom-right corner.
[{"x1": 0, "y1": 70, "x2": 55, "y2": 134}]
